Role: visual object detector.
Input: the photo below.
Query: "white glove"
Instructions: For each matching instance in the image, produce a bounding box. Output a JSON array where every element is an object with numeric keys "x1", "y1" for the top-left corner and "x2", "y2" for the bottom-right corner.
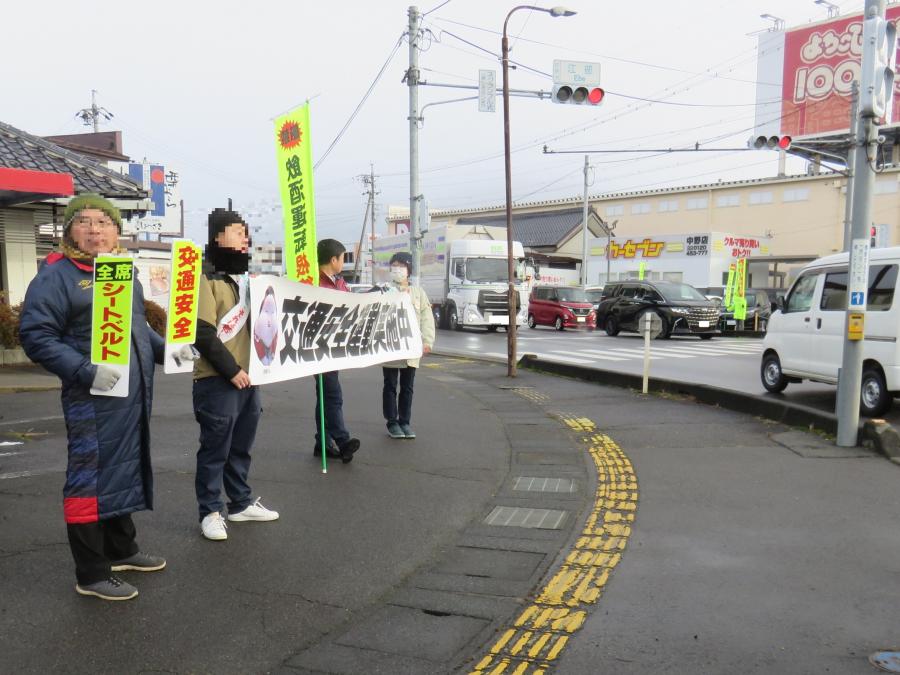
[
  {"x1": 92, "y1": 365, "x2": 121, "y2": 392},
  {"x1": 174, "y1": 345, "x2": 200, "y2": 365}
]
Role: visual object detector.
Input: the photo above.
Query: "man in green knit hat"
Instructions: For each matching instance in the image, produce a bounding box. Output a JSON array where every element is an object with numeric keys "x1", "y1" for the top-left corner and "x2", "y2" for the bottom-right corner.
[{"x1": 19, "y1": 192, "x2": 184, "y2": 601}]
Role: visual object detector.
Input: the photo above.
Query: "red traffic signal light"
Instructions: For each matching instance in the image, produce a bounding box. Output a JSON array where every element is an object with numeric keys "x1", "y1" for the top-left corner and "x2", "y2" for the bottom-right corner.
[
  {"x1": 750, "y1": 135, "x2": 792, "y2": 150},
  {"x1": 552, "y1": 85, "x2": 605, "y2": 106}
]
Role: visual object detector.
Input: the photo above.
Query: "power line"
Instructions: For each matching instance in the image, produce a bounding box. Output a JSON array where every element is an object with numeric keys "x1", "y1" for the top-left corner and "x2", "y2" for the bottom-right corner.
[
  {"x1": 428, "y1": 15, "x2": 780, "y2": 87},
  {"x1": 313, "y1": 33, "x2": 405, "y2": 170},
  {"x1": 423, "y1": 0, "x2": 453, "y2": 17}
]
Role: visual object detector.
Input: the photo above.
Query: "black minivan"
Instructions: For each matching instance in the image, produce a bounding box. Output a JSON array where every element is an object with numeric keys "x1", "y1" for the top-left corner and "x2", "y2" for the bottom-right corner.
[{"x1": 596, "y1": 281, "x2": 721, "y2": 339}]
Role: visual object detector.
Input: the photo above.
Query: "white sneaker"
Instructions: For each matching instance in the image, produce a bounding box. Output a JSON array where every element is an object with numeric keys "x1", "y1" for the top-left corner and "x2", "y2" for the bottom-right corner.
[
  {"x1": 227, "y1": 497, "x2": 279, "y2": 522},
  {"x1": 201, "y1": 512, "x2": 228, "y2": 540}
]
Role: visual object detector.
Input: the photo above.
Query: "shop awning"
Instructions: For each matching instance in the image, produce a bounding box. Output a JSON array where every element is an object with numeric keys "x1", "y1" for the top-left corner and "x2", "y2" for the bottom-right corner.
[{"x1": 0, "y1": 167, "x2": 75, "y2": 207}]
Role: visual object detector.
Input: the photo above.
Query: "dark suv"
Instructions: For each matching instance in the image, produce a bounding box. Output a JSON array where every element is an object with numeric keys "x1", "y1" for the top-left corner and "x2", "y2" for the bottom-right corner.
[
  {"x1": 597, "y1": 281, "x2": 721, "y2": 339},
  {"x1": 698, "y1": 287, "x2": 774, "y2": 331}
]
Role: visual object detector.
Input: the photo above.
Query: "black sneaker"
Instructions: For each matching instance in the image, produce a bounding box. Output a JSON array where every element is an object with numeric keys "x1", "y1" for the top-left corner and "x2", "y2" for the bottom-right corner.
[
  {"x1": 313, "y1": 442, "x2": 342, "y2": 459},
  {"x1": 110, "y1": 552, "x2": 166, "y2": 572},
  {"x1": 75, "y1": 576, "x2": 138, "y2": 601},
  {"x1": 338, "y1": 438, "x2": 360, "y2": 464},
  {"x1": 399, "y1": 423, "x2": 416, "y2": 439},
  {"x1": 387, "y1": 422, "x2": 405, "y2": 439}
]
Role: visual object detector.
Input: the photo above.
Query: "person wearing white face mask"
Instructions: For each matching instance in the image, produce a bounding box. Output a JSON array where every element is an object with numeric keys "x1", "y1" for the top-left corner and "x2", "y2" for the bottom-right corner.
[{"x1": 382, "y1": 252, "x2": 435, "y2": 439}]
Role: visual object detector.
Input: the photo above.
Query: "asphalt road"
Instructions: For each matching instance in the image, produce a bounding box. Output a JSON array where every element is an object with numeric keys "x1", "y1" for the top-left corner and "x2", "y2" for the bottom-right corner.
[
  {"x1": 433, "y1": 326, "x2": 900, "y2": 426},
  {"x1": 2, "y1": 357, "x2": 899, "y2": 674}
]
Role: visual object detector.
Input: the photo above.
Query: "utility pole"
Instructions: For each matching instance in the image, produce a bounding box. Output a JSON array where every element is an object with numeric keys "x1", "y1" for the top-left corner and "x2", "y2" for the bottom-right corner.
[
  {"x1": 407, "y1": 6, "x2": 422, "y2": 283},
  {"x1": 369, "y1": 164, "x2": 377, "y2": 282},
  {"x1": 842, "y1": 81, "x2": 859, "y2": 252},
  {"x1": 355, "y1": 166, "x2": 378, "y2": 283},
  {"x1": 836, "y1": 0, "x2": 885, "y2": 447},
  {"x1": 75, "y1": 90, "x2": 113, "y2": 133},
  {"x1": 581, "y1": 155, "x2": 590, "y2": 288}
]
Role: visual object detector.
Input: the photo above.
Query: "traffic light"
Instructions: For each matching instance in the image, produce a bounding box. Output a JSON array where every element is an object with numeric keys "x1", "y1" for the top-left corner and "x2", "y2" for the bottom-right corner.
[
  {"x1": 552, "y1": 84, "x2": 605, "y2": 105},
  {"x1": 749, "y1": 135, "x2": 792, "y2": 150},
  {"x1": 860, "y1": 15, "x2": 897, "y2": 121},
  {"x1": 870, "y1": 224, "x2": 889, "y2": 248}
]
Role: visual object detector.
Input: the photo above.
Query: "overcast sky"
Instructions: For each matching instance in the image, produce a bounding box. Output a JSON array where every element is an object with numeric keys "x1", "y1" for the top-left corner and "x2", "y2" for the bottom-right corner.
[{"x1": 3, "y1": 0, "x2": 869, "y2": 245}]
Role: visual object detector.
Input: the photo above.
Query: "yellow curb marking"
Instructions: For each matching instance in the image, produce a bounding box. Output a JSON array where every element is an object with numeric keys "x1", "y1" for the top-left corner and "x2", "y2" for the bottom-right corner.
[{"x1": 469, "y1": 413, "x2": 638, "y2": 674}]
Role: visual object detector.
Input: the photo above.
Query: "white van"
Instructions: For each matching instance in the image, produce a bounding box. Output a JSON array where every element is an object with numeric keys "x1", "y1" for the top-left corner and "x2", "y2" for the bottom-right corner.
[{"x1": 760, "y1": 246, "x2": 900, "y2": 416}]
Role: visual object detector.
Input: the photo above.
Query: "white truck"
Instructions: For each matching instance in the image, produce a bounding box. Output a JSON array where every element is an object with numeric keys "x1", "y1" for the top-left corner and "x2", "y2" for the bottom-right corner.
[{"x1": 373, "y1": 224, "x2": 529, "y2": 331}]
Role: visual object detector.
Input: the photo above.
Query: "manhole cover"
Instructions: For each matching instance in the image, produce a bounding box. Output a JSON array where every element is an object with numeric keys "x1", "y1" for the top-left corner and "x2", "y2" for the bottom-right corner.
[{"x1": 871, "y1": 651, "x2": 900, "y2": 672}]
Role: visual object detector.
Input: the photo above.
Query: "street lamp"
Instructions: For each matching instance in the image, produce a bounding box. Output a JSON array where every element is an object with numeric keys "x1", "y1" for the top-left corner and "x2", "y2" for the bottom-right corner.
[
  {"x1": 502, "y1": 5, "x2": 575, "y2": 377},
  {"x1": 759, "y1": 13, "x2": 785, "y2": 31},
  {"x1": 814, "y1": 0, "x2": 840, "y2": 18},
  {"x1": 603, "y1": 218, "x2": 617, "y2": 284}
]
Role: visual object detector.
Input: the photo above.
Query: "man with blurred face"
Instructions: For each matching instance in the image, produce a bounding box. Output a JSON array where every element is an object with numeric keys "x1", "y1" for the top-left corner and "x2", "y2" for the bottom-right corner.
[
  {"x1": 19, "y1": 194, "x2": 172, "y2": 601},
  {"x1": 312, "y1": 239, "x2": 360, "y2": 464},
  {"x1": 192, "y1": 208, "x2": 279, "y2": 542}
]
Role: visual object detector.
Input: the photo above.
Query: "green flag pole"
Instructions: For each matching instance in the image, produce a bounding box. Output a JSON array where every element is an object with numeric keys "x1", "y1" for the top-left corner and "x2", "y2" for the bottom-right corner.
[{"x1": 318, "y1": 373, "x2": 327, "y2": 474}]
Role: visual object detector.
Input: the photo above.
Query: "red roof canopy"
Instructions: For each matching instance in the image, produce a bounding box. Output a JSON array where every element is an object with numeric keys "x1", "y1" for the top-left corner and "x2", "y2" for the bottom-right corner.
[{"x1": 0, "y1": 167, "x2": 75, "y2": 207}]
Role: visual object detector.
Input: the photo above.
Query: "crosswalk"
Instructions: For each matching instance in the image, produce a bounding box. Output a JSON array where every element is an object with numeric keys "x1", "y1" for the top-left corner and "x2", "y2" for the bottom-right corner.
[{"x1": 473, "y1": 338, "x2": 763, "y2": 366}]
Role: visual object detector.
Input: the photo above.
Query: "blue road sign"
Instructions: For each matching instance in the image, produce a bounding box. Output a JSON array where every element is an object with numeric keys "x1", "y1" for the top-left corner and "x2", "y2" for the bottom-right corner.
[{"x1": 850, "y1": 291, "x2": 866, "y2": 306}]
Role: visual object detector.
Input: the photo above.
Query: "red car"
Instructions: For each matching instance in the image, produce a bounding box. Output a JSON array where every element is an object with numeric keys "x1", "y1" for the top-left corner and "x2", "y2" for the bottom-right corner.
[{"x1": 528, "y1": 286, "x2": 596, "y2": 330}]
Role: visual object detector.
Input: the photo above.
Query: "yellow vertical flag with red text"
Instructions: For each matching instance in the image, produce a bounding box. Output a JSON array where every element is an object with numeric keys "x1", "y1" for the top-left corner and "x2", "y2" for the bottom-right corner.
[{"x1": 274, "y1": 103, "x2": 318, "y2": 284}]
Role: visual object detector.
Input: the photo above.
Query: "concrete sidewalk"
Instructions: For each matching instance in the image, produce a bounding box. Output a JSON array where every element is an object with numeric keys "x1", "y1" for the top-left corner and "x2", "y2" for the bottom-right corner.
[
  {"x1": 1, "y1": 356, "x2": 898, "y2": 674},
  {"x1": 0, "y1": 363, "x2": 60, "y2": 392}
]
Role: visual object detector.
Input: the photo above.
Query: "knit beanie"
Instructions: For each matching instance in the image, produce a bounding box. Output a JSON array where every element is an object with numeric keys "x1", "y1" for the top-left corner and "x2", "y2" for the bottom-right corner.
[{"x1": 63, "y1": 193, "x2": 122, "y2": 232}]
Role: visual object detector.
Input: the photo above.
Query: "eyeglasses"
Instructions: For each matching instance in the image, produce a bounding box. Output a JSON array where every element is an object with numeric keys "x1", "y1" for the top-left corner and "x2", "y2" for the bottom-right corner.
[{"x1": 71, "y1": 217, "x2": 117, "y2": 230}]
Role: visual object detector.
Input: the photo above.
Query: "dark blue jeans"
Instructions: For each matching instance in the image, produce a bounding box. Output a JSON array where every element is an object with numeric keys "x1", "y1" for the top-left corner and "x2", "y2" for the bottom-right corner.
[
  {"x1": 314, "y1": 371, "x2": 350, "y2": 446},
  {"x1": 193, "y1": 376, "x2": 260, "y2": 520},
  {"x1": 383, "y1": 366, "x2": 416, "y2": 426}
]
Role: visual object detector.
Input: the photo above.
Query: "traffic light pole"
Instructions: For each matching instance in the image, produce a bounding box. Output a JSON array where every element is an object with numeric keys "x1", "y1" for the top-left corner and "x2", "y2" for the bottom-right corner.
[
  {"x1": 408, "y1": 6, "x2": 422, "y2": 283},
  {"x1": 581, "y1": 155, "x2": 590, "y2": 288},
  {"x1": 836, "y1": 0, "x2": 883, "y2": 447}
]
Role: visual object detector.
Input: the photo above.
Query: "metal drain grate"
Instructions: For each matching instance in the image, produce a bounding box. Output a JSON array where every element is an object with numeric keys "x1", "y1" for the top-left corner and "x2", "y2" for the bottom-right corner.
[
  {"x1": 483, "y1": 506, "x2": 567, "y2": 529},
  {"x1": 513, "y1": 477, "x2": 576, "y2": 493}
]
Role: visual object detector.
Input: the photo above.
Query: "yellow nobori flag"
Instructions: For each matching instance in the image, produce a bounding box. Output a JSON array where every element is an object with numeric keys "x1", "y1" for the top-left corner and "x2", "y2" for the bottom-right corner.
[{"x1": 274, "y1": 103, "x2": 318, "y2": 284}]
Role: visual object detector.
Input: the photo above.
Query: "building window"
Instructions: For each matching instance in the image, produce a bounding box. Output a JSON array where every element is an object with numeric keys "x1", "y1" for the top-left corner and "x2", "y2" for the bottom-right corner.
[
  {"x1": 662, "y1": 271, "x2": 683, "y2": 283},
  {"x1": 716, "y1": 194, "x2": 740, "y2": 208},
  {"x1": 749, "y1": 191, "x2": 774, "y2": 205},
  {"x1": 875, "y1": 179, "x2": 898, "y2": 194},
  {"x1": 606, "y1": 205, "x2": 624, "y2": 216},
  {"x1": 631, "y1": 202, "x2": 651, "y2": 215},
  {"x1": 686, "y1": 197, "x2": 708, "y2": 210},
  {"x1": 783, "y1": 187, "x2": 810, "y2": 202},
  {"x1": 658, "y1": 199, "x2": 678, "y2": 213}
]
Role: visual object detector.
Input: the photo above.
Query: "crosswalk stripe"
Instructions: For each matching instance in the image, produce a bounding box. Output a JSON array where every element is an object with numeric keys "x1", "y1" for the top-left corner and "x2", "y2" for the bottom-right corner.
[
  {"x1": 546, "y1": 350, "x2": 628, "y2": 362},
  {"x1": 609, "y1": 347, "x2": 695, "y2": 359},
  {"x1": 583, "y1": 348, "x2": 666, "y2": 360},
  {"x1": 659, "y1": 345, "x2": 755, "y2": 355}
]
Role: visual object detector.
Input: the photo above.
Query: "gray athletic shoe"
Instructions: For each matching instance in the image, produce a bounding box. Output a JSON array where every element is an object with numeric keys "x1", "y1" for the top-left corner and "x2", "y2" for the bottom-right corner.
[
  {"x1": 75, "y1": 576, "x2": 138, "y2": 601},
  {"x1": 110, "y1": 552, "x2": 166, "y2": 572},
  {"x1": 387, "y1": 422, "x2": 405, "y2": 439},
  {"x1": 399, "y1": 424, "x2": 416, "y2": 439}
]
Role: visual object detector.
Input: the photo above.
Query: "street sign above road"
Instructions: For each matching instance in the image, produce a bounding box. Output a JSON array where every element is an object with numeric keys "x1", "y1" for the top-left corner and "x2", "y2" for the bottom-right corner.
[
  {"x1": 553, "y1": 60, "x2": 601, "y2": 87},
  {"x1": 478, "y1": 69, "x2": 496, "y2": 113}
]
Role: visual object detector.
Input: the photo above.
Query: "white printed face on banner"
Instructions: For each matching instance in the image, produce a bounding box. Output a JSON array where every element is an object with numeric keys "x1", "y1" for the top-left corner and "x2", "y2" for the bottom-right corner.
[{"x1": 248, "y1": 276, "x2": 423, "y2": 385}]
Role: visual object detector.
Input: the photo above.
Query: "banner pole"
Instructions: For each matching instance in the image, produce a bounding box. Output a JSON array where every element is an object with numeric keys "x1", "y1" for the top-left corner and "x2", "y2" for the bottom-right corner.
[{"x1": 318, "y1": 373, "x2": 327, "y2": 474}]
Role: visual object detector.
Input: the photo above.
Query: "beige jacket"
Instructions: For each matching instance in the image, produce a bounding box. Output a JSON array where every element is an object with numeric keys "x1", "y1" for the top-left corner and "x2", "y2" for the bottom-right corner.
[{"x1": 383, "y1": 284, "x2": 435, "y2": 369}]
